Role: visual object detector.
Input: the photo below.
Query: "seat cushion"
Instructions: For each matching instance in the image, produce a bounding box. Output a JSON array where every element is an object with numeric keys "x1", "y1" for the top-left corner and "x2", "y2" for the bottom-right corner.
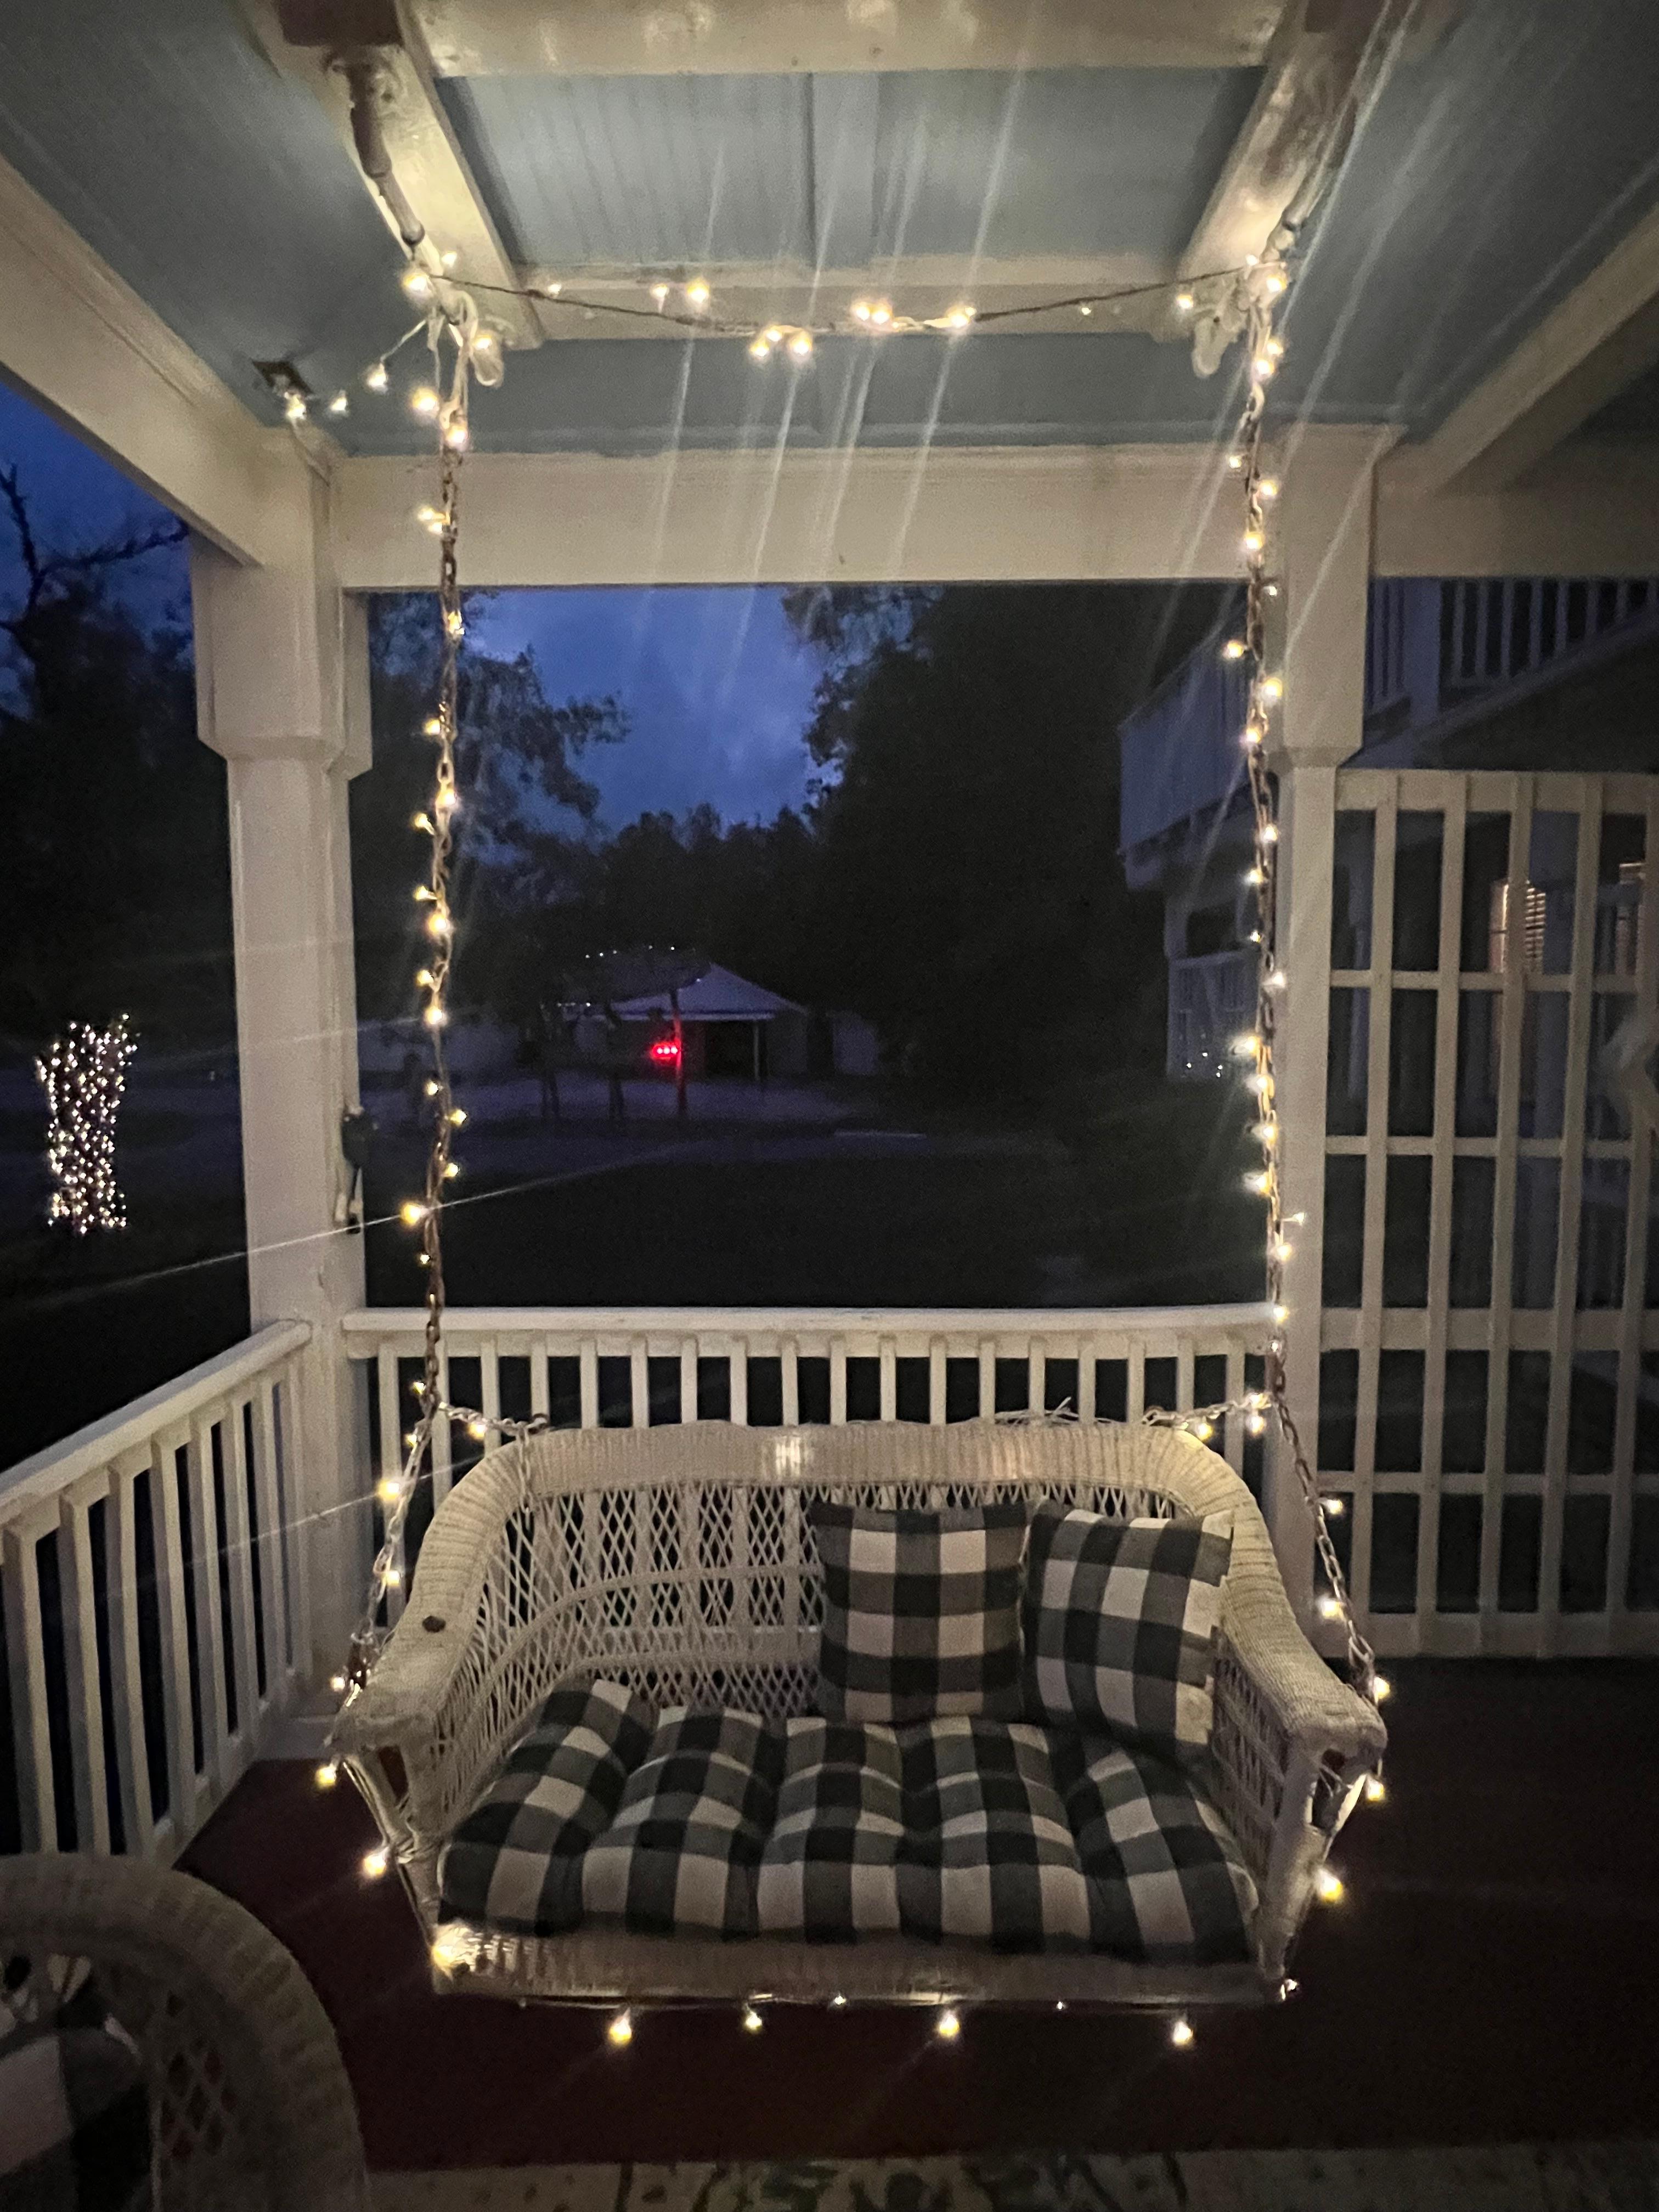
[
  {"x1": 1051, "y1": 1734, "x2": 1257, "y2": 1965},
  {"x1": 758, "y1": 1718, "x2": 906, "y2": 1941},
  {"x1": 896, "y1": 1717, "x2": 1091, "y2": 1951},
  {"x1": 807, "y1": 1499, "x2": 1027, "y2": 1724},
  {"x1": 438, "y1": 1677, "x2": 656, "y2": 1934},
  {"x1": 582, "y1": 1708, "x2": 787, "y2": 1938},
  {"x1": 1023, "y1": 1505, "x2": 1233, "y2": 1759}
]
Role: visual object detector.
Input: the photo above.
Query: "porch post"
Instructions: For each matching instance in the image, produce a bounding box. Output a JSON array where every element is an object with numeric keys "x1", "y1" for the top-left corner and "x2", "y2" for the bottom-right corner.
[
  {"x1": 190, "y1": 471, "x2": 371, "y2": 1681},
  {"x1": 1268, "y1": 427, "x2": 1388, "y2": 1626}
]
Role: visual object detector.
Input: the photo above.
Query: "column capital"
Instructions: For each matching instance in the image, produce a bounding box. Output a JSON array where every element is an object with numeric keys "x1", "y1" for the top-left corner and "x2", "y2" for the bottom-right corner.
[{"x1": 189, "y1": 483, "x2": 371, "y2": 779}]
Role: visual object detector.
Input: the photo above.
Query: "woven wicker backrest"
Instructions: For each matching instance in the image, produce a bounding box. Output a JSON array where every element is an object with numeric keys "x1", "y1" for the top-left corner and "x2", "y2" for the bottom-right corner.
[{"x1": 390, "y1": 1417, "x2": 1285, "y2": 1855}]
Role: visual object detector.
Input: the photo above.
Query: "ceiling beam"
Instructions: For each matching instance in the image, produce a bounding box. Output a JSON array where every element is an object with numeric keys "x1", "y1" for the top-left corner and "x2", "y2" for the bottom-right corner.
[
  {"x1": 1395, "y1": 202, "x2": 1659, "y2": 495},
  {"x1": 1179, "y1": 0, "x2": 1405, "y2": 284},
  {"x1": 251, "y1": 0, "x2": 541, "y2": 348},
  {"x1": 516, "y1": 253, "x2": 1171, "y2": 339},
  {"x1": 399, "y1": 0, "x2": 1289, "y2": 77},
  {"x1": 0, "y1": 154, "x2": 313, "y2": 567}
]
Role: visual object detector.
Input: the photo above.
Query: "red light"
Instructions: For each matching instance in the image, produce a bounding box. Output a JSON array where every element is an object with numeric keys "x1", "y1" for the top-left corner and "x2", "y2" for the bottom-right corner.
[{"x1": 649, "y1": 1036, "x2": 680, "y2": 1065}]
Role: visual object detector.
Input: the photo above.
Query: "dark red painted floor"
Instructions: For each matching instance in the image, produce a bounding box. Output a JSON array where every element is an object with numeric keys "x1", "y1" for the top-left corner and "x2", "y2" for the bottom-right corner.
[{"x1": 180, "y1": 1661, "x2": 1659, "y2": 2173}]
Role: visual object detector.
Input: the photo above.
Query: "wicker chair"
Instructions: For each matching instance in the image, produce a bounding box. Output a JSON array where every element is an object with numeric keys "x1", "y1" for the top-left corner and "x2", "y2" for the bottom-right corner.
[
  {"x1": 338, "y1": 1417, "x2": 1385, "y2": 2007},
  {"x1": 0, "y1": 1854, "x2": 370, "y2": 2211}
]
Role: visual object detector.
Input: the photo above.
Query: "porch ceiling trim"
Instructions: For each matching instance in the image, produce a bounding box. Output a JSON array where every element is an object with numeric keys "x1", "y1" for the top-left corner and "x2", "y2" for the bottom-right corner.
[
  {"x1": 330, "y1": 443, "x2": 1249, "y2": 585},
  {"x1": 1400, "y1": 200, "x2": 1659, "y2": 495},
  {"x1": 332, "y1": 432, "x2": 1659, "y2": 589},
  {"x1": 0, "y1": 153, "x2": 313, "y2": 566}
]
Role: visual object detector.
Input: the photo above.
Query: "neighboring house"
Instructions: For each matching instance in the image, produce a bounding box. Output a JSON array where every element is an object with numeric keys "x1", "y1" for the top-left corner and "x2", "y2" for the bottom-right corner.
[
  {"x1": 1121, "y1": 575, "x2": 1659, "y2": 1084},
  {"x1": 607, "y1": 960, "x2": 810, "y2": 1081}
]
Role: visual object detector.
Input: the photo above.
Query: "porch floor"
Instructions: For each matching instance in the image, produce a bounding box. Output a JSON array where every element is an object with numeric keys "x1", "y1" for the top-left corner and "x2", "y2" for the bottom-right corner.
[{"x1": 179, "y1": 1660, "x2": 1659, "y2": 2174}]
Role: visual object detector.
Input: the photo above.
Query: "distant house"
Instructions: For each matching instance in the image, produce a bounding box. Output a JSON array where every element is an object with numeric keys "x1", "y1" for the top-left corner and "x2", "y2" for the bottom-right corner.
[
  {"x1": 1120, "y1": 575, "x2": 1659, "y2": 1082},
  {"x1": 610, "y1": 961, "x2": 810, "y2": 1081}
]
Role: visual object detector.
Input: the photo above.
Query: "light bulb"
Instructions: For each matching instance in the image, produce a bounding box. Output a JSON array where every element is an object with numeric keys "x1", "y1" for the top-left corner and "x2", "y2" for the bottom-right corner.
[
  {"x1": 1169, "y1": 2016, "x2": 1194, "y2": 2049},
  {"x1": 365, "y1": 363, "x2": 390, "y2": 393},
  {"x1": 607, "y1": 2010, "x2": 634, "y2": 2047},
  {"x1": 1260, "y1": 675, "x2": 1283, "y2": 701},
  {"x1": 1078, "y1": 302, "x2": 1092, "y2": 317},
  {"x1": 1364, "y1": 1775, "x2": 1386, "y2": 1804},
  {"x1": 851, "y1": 300, "x2": 872, "y2": 322},
  {"x1": 402, "y1": 268, "x2": 433, "y2": 298},
  {"x1": 427, "y1": 912, "x2": 453, "y2": 939},
  {"x1": 1259, "y1": 478, "x2": 1279, "y2": 500},
  {"x1": 650, "y1": 283, "x2": 669, "y2": 304},
  {"x1": 1244, "y1": 1171, "x2": 1271, "y2": 1195},
  {"x1": 1175, "y1": 292, "x2": 1194, "y2": 313},
  {"x1": 362, "y1": 1846, "x2": 389, "y2": 1880},
  {"x1": 1271, "y1": 1301, "x2": 1289, "y2": 1324},
  {"x1": 1243, "y1": 529, "x2": 1265, "y2": 554},
  {"x1": 1313, "y1": 1865, "x2": 1344, "y2": 1903},
  {"x1": 467, "y1": 1419, "x2": 488, "y2": 1441},
  {"x1": 443, "y1": 1161, "x2": 459, "y2": 1180},
  {"x1": 870, "y1": 301, "x2": 893, "y2": 328},
  {"x1": 1373, "y1": 1674, "x2": 1392, "y2": 1702},
  {"x1": 685, "y1": 279, "x2": 710, "y2": 308},
  {"x1": 934, "y1": 2007, "x2": 961, "y2": 2040},
  {"x1": 1261, "y1": 822, "x2": 1279, "y2": 844},
  {"x1": 1253, "y1": 354, "x2": 1276, "y2": 380},
  {"x1": 424, "y1": 717, "x2": 442, "y2": 737},
  {"x1": 382, "y1": 1565, "x2": 402, "y2": 1589},
  {"x1": 315, "y1": 1761, "x2": 338, "y2": 1789},
  {"x1": 1324, "y1": 1496, "x2": 1346, "y2": 1516},
  {"x1": 410, "y1": 387, "x2": 440, "y2": 420},
  {"x1": 431, "y1": 1926, "x2": 475, "y2": 1973},
  {"x1": 415, "y1": 968, "x2": 435, "y2": 989},
  {"x1": 1222, "y1": 639, "x2": 1246, "y2": 661},
  {"x1": 443, "y1": 417, "x2": 470, "y2": 452},
  {"x1": 944, "y1": 305, "x2": 974, "y2": 331},
  {"x1": 1266, "y1": 337, "x2": 1285, "y2": 358},
  {"x1": 425, "y1": 1005, "x2": 447, "y2": 1028},
  {"x1": 831, "y1": 1994, "x2": 847, "y2": 2008},
  {"x1": 741, "y1": 2004, "x2": 764, "y2": 2033},
  {"x1": 1232, "y1": 1031, "x2": 1262, "y2": 1058},
  {"x1": 328, "y1": 392, "x2": 349, "y2": 416},
  {"x1": 1317, "y1": 1594, "x2": 1343, "y2": 1621},
  {"x1": 787, "y1": 330, "x2": 813, "y2": 359},
  {"x1": 764, "y1": 326, "x2": 784, "y2": 345},
  {"x1": 545, "y1": 279, "x2": 563, "y2": 297},
  {"x1": 1227, "y1": 452, "x2": 1244, "y2": 470},
  {"x1": 283, "y1": 391, "x2": 308, "y2": 424},
  {"x1": 1264, "y1": 272, "x2": 1286, "y2": 296},
  {"x1": 400, "y1": 1201, "x2": 428, "y2": 1226},
  {"x1": 377, "y1": 1476, "x2": 406, "y2": 1506},
  {"x1": 329, "y1": 1672, "x2": 347, "y2": 1694},
  {"x1": 749, "y1": 336, "x2": 772, "y2": 360},
  {"x1": 449, "y1": 1107, "x2": 467, "y2": 1126},
  {"x1": 473, "y1": 330, "x2": 497, "y2": 356}
]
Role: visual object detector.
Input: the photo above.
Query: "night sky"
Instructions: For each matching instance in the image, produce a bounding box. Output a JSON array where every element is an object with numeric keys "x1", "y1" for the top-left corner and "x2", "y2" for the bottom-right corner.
[{"x1": 0, "y1": 381, "x2": 817, "y2": 826}]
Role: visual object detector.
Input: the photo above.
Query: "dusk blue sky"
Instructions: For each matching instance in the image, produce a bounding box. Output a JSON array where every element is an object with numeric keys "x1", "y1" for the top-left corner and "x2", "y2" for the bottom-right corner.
[{"x1": 0, "y1": 382, "x2": 818, "y2": 825}]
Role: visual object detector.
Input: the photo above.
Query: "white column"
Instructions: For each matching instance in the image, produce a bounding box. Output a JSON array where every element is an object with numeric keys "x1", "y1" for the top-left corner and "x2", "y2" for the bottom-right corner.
[
  {"x1": 1266, "y1": 427, "x2": 1390, "y2": 1623},
  {"x1": 190, "y1": 472, "x2": 372, "y2": 1679}
]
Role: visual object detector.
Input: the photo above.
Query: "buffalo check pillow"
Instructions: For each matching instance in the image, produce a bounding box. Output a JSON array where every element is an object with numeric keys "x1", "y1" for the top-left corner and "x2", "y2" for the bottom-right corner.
[
  {"x1": 808, "y1": 1499, "x2": 1027, "y2": 1725},
  {"x1": 1022, "y1": 1505, "x2": 1233, "y2": 1760}
]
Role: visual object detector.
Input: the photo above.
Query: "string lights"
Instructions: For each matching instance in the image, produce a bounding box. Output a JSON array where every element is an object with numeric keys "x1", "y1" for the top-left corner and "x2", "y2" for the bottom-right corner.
[{"x1": 36, "y1": 1017, "x2": 136, "y2": 1234}]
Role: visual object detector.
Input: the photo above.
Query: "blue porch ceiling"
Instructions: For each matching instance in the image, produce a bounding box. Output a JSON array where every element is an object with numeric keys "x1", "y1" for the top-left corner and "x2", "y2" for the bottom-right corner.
[
  {"x1": 0, "y1": 0, "x2": 1656, "y2": 459},
  {"x1": 437, "y1": 67, "x2": 1263, "y2": 273}
]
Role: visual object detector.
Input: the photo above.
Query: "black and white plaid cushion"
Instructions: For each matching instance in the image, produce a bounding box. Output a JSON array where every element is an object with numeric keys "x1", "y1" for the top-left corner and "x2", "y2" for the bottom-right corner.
[
  {"x1": 808, "y1": 1499, "x2": 1026, "y2": 1725},
  {"x1": 0, "y1": 1968, "x2": 151, "y2": 2211},
  {"x1": 1023, "y1": 1505, "x2": 1233, "y2": 1759},
  {"x1": 582, "y1": 1708, "x2": 787, "y2": 1938},
  {"x1": 896, "y1": 1717, "x2": 1090, "y2": 1951},
  {"x1": 758, "y1": 1718, "x2": 906, "y2": 1941},
  {"x1": 438, "y1": 1677, "x2": 657, "y2": 1934},
  {"x1": 1050, "y1": 1735, "x2": 1257, "y2": 1964}
]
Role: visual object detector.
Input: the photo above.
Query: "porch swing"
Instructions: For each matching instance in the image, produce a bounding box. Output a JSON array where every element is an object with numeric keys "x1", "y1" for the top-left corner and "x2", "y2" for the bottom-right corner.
[{"x1": 325, "y1": 51, "x2": 1390, "y2": 2013}]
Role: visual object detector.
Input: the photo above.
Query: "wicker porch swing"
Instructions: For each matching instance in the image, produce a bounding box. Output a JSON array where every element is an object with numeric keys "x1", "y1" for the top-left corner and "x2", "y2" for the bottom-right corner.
[{"x1": 323, "y1": 47, "x2": 1393, "y2": 2013}]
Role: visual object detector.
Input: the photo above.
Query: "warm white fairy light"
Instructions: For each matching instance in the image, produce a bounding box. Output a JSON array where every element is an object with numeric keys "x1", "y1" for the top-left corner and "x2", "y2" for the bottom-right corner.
[
  {"x1": 362, "y1": 1846, "x2": 389, "y2": 1880},
  {"x1": 315, "y1": 1761, "x2": 338, "y2": 1790},
  {"x1": 36, "y1": 1018, "x2": 137, "y2": 1235},
  {"x1": 1169, "y1": 2016, "x2": 1195, "y2": 2049},
  {"x1": 741, "y1": 2003, "x2": 764, "y2": 2033},
  {"x1": 1313, "y1": 1865, "x2": 1345, "y2": 1904},
  {"x1": 607, "y1": 2009, "x2": 634, "y2": 2047},
  {"x1": 365, "y1": 362, "x2": 390, "y2": 393},
  {"x1": 934, "y1": 2007, "x2": 961, "y2": 2040}
]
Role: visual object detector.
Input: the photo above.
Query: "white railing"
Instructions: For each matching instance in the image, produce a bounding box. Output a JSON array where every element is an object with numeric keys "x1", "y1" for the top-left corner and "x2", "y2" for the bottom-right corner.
[
  {"x1": 1168, "y1": 948, "x2": 1257, "y2": 1082},
  {"x1": 343, "y1": 1303, "x2": 1274, "y2": 1613},
  {"x1": 0, "y1": 1322, "x2": 311, "y2": 1861}
]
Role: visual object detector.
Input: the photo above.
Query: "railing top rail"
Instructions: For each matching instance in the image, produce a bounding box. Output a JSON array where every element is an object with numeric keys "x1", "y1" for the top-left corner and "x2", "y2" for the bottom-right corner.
[
  {"x1": 0, "y1": 1319, "x2": 311, "y2": 1513},
  {"x1": 342, "y1": 1303, "x2": 1274, "y2": 1341}
]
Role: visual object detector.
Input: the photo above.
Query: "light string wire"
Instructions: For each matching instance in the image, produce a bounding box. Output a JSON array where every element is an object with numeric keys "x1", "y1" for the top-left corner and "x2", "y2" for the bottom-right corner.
[{"x1": 296, "y1": 263, "x2": 1265, "y2": 420}]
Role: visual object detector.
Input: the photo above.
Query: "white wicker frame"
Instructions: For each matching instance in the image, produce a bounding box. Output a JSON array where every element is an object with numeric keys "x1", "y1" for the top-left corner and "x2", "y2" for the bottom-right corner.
[
  {"x1": 336, "y1": 1418, "x2": 1385, "y2": 2006},
  {"x1": 0, "y1": 1854, "x2": 369, "y2": 2211}
]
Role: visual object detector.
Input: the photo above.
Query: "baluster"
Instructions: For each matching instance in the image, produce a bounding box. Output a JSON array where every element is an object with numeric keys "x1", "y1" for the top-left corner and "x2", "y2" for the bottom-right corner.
[
  {"x1": 59, "y1": 1476, "x2": 112, "y2": 1852},
  {"x1": 187, "y1": 1419, "x2": 230, "y2": 1796},
  {"x1": 150, "y1": 1434, "x2": 200, "y2": 1831},
  {"x1": 879, "y1": 1339, "x2": 898, "y2": 1422},
  {"x1": 251, "y1": 1380, "x2": 293, "y2": 1684},
  {"x1": 679, "y1": 1341, "x2": 698, "y2": 1425},
  {"x1": 273, "y1": 1365, "x2": 311, "y2": 1678},
  {"x1": 978, "y1": 1339, "x2": 996, "y2": 1423},
  {"x1": 3, "y1": 1506, "x2": 61, "y2": 1851},
  {"x1": 219, "y1": 1398, "x2": 260, "y2": 1751},
  {"x1": 928, "y1": 1337, "x2": 947, "y2": 1426},
  {"x1": 781, "y1": 1336, "x2": 800, "y2": 1426},
  {"x1": 830, "y1": 1336, "x2": 848, "y2": 1425},
  {"x1": 579, "y1": 1340, "x2": 600, "y2": 1430},
  {"x1": 105, "y1": 1451, "x2": 157, "y2": 1857},
  {"x1": 729, "y1": 1344, "x2": 748, "y2": 1426}
]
